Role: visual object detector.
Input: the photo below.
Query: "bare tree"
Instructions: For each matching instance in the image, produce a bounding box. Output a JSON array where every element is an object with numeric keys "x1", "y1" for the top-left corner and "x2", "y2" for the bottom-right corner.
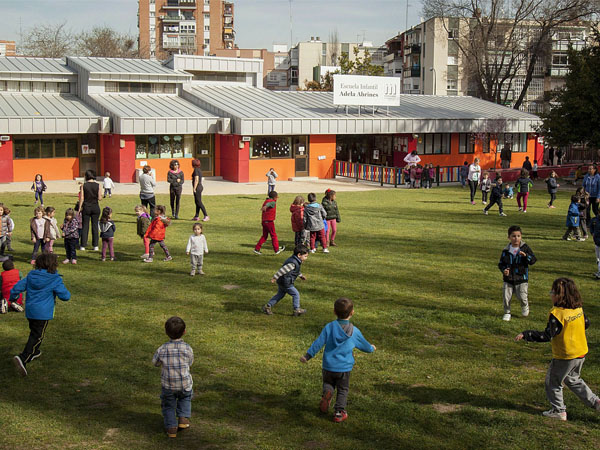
[
  {"x1": 422, "y1": 0, "x2": 598, "y2": 109},
  {"x1": 471, "y1": 116, "x2": 508, "y2": 168},
  {"x1": 78, "y1": 27, "x2": 139, "y2": 58},
  {"x1": 328, "y1": 29, "x2": 340, "y2": 66},
  {"x1": 22, "y1": 22, "x2": 75, "y2": 57}
]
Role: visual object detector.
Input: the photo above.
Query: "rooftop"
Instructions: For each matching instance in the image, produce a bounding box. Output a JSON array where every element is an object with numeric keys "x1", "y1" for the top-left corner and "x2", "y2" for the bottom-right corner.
[{"x1": 0, "y1": 57, "x2": 74, "y2": 75}]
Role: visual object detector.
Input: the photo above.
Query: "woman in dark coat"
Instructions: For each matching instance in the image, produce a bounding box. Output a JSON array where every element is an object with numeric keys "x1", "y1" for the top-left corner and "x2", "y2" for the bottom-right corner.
[
  {"x1": 191, "y1": 159, "x2": 209, "y2": 222},
  {"x1": 167, "y1": 159, "x2": 184, "y2": 219},
  {"x1": 80, "y1": 169, "x2": 102, "y2": 251}
]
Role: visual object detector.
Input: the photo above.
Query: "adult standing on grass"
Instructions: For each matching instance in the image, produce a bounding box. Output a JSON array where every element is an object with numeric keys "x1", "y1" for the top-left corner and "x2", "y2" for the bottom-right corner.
[
  {"x1": 403, "y1": 150, "x2": 420, "y2": 168},
  {"x1": 467, "y1": 158, "x2": 481, "y2": 205},
  {"x1": 80, "y1": 169, "x2": 102, "y2": 251},
  {"x1": 582, "y1": 165, "x2": 600, "y2": 221},
  {"x1": 139, "y1": 165, "x2": 157, "y2": 218},
  {"x1": 191, "y1": 159, "x2": 209, "y2": 222},
  {"x1": 167, "y1": 160, "x2": 184, "y2": 219}
]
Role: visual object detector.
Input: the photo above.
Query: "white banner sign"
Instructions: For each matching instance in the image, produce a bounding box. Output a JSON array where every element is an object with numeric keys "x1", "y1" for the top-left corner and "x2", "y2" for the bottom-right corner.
[{"x1": 333, "y1": 74, "x2": 400, "y2": 107}]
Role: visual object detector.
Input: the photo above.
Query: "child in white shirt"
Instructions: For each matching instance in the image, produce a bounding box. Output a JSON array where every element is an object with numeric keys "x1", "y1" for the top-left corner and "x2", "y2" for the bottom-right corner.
[
  {"x1": 186, "y1": 223, "x2": 208, "y2": 276},
  {"x1": 103, "y1": 172, "x2": 115, "y2": 198}
]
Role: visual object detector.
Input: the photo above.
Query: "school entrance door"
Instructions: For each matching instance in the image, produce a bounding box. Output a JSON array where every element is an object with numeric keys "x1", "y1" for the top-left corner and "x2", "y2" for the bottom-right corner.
[{"x1": 294, "y1": 136, "x2": 309, "y2": 177}]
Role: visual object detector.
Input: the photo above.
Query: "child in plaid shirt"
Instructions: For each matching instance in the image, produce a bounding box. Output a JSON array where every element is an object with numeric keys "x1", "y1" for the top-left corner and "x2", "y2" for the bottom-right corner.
[{"x1": 153, "y1": 316, "x2": 194, "y2": 438}]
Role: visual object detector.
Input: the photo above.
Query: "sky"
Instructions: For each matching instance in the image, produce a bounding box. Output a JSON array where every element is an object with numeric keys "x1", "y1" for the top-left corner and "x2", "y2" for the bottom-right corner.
[{"x1": 0, "y1": 0, "x2": 425, "y2": 50}]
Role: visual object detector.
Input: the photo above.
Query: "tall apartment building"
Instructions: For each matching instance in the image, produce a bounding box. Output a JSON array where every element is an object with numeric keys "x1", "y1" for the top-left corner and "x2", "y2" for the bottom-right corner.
[
  {"x1": 384, "y1": 17, "x2": 591, "y2": 113},
  {"x1": 0, "y1": 41, "x2": 16, "y2": 57},
  {"x1": 138, "y1": 0, "x2": 235, "y2": 60}
]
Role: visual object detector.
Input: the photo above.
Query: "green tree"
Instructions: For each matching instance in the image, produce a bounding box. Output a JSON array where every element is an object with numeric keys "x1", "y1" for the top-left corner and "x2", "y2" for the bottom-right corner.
[{"x1": 539, "y1": 32, "x2": 600, "y2": 148}]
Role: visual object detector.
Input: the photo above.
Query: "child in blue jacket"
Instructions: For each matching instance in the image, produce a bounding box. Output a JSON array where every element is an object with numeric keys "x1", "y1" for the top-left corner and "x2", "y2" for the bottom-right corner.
[
  {"x1": 11, "y1": 252, "x2": 71, "y2": 376},
  {"x1": 300, "y1": 297, "x2": 376, "y2": 423},
  {"x1": 563, "y1": 195, "x2": 582, "y2": 241}
]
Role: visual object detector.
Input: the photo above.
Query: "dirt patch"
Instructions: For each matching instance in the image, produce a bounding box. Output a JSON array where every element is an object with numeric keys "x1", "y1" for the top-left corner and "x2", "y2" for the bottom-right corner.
[
  {"x1": 103, "y1": 428, "x2": 119, "y2": 440},
  {"x1": 432, "y1": 403, "x2": 462, "y2": 414},
  {"x1": 222, "y1": 284, "x2": 241, "y2": 290}
]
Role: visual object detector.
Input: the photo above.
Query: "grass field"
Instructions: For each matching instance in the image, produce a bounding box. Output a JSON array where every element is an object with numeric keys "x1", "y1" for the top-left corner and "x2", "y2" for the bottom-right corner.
[{"x1": 1, "y1": 185, "x2": 600, "y2": 449}]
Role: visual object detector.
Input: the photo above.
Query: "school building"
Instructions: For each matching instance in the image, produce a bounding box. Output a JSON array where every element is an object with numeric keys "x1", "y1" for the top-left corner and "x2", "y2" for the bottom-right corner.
[{"x1": 0, "y1": 55, "x2": 542, "y2": 184}]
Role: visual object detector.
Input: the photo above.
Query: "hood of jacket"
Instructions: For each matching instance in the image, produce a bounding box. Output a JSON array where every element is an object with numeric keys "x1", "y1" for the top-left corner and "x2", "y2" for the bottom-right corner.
[{"x1": 27, "y1": 270, "x2": 64, "y2": 291}]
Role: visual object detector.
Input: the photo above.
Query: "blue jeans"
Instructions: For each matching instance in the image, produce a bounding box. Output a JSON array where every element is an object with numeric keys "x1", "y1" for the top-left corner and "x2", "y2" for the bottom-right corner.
[
  {"x1": 160, "y1": 387, "x2": 193, "y2": 429},
  {"x1": 268, "y1": 184, "x2": 275, "y2": 194},
  {"x1": 35, "y1": 191, "x2": 44, "y2": 204},
  {"x1": 459, "y1": 174, "x2": 466, "y2": 187},
  {"x1": 267, "y1": 284, "x2": 300, "y2": 310}
]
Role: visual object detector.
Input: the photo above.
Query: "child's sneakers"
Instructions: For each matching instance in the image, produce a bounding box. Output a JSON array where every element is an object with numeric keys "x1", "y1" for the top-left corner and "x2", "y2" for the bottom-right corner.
[
  {"x1": 253, "y1": 249, "x2": 262, "y2": 255},
  {"x1": 542, "y1": 409, "x2": 567, "y2": 421},
  {"x1": 62, "y1": 258, "x2": 70, "y2": 264},
  {"x1": 483, "y1": 209, "x2": 488, "y2": 215},
  {"x1": 10, "y1": 302, "x2": 24, "y2": 312},
  {"x1": 166, "y1": 427, "x2": 178, "y2": 438},
  {"x1": 310, "y1": 249, "x2": 316, "y2": 254},
  {"x1": 262, "y1": 304, "x2": 273, "y2": 315},
  {"x1": 140, "y1": 253, "x2": 149, "y2": 259},
  {"x1": 199, "y1": 270, "x2": 205, "y2": 275},
  {"x1": 333, "y1": 410, "x2": 348, "y2": 423},
  {"x1": 320, "y1": 391, "x2": 333, "y2": 413},
  {"x1": 178, "y1": 417, "x2": 191, "y2": 429},
  {"x1": 163, "y1": 256, "x2": 173, "y2": 262},
  {"x1": 190, "y1": 269, "x2": 196, "y2": 276},
  {"x1": 13, "y1": 355, "x2": 27, "y2": 377},
  {"x1": 594, "y1": 272, "x2": 600, "y2": 280},
  {"x1": 143, "y1": 258, "x2": 154, "y2": 263},
  {"x1": 274, "y1": 245, "x2": 286, "y2": 255},
  {"x1": 293, "y1": 308, "x2": 306, "y2": 317},
  {"x1": 502, "y1": 313, "x2": 511, "y2": 321},
  {"x1": 323, "y1": 248, "x2": 329, "y2": 253},
  {"x1": 0, "y1": 299, "x2": 7, "y2": 314},
  {"x1": 499, "y1": 212, "x2": 507, "y2": 217},
  {"x1": 521, "y1": 306, "x2": 529, "y2": 317}
]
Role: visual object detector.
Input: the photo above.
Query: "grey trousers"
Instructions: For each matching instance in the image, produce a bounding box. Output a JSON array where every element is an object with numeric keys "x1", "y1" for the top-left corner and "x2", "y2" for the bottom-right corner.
[
  {"x1": 190, "y1": 253, "x2": 204, "y2": 271},
  {"x1": 545, "y1": 358, "x2": 599, "y2": 413},
  {"x1": 322, "y1": 369, "x2": 350, "y2": 412},
  {"x1": 503, "y1": 282, "x2": 528, "y2": 315}
]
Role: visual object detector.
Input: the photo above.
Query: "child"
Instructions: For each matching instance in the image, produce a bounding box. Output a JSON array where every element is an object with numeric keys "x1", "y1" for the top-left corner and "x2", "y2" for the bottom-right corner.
[
  {"x1": 0, "y1": 260, "x2": 23, "y2": 314},
  {"x1": 11, "y1": 253, "x2": 71, "y2": 377},
  {"x1": 409, "y1": 165, "x2": 417, "y2": 189},
  {"x1": 415, "y1": 164, "x2": 423, "y2": 189},
  {"x1": 545, "y1": 171, "x2": 559, "y2": 208},
  {"x1": 515, "y1": 168, "x2": 533, "y2": 213},
  {"x1": 322, "y1": 190, "x2": 341, "y2": 247},
  {"x1": 480, "y1": 172, "x2": 492, "y2": 205},
  {"x1": 152, "y1": 316, "x2": 194, "y2": 438},
  {"x1": 144, "y1": 205, "x2": 172, "y2": 263},
  {"x1": 254, "y1": 190, "x2": 285, "y2": 255},
  {"x1": 427, "y1": 163, "x2": 436, "y2": 189},
  {"x1": 503, "y1": 184, "x2": 514, "y2": 199},
  {"x1": 498, "y1": 225, "x2": 537, "y2": 321},
  {"x1": 459, "y1": 161, "x2": 469, "y2": 188},
  {"x1": 31, "y1": 174, "x2": 46, "y2": 206},
  {"x1": 103, "y1": 172, "x2": 115, "y2": 198},
  {"x1": 262, "y1": 244, "x2": 309, "y2": 316},
  {"x1": 290, "y1": 195, "x2": 308, "y2": 248},
  {"x1": 515, "y1": 278, "x2": 600, "y2": 421},
  {"x1": 483, "y1": 176, "x2": 507, "y2": 216},
  {"x1": 402, "y1": 166, "x2": 410, "y2": 187},
  {"x1": 99, "y1": 206, "x2": 116, "y2": 262},
  {"x1": 30, "y1": 206, "x2": 50, "y2": 265},
  {"x1": 4, "y1": 207, "x2": 14, "y2": 252},
  {"x1": 563, "y1": 195, "x2": 582, "y2": 241},
  {"x1": 0, "y1": 203, "x2": 13, "y2": 255},
  {"x1": 266, "y1": 168, "x2": 278, "y2": 195},
  {"x1": 300, "y1": 297, "x2": 376, "y2": 423},
  {"x1": 186, "y1": 223, "x2": 208, "y2": 276},
  {"x1": 591, "y1": 216, "x2": 600, "y2": 279},
  {"x1": 575, "y1": 187, "x2": 590, "y2": 240},
  {"x1": 61, "y1": 208, "x2": 79, "y2": 264},
  {"x1": 135, "y1": 205, "x2": 152, "y2": 259},
  {"x1": 421, "y1": 164, "x2": 430, "y2": 189},
  {"x1": 532, "y1": 160, "x2": 539, "y2": 180},
  {"x1": 304, "y1": 193, "x2": 328, "y2": 253},
  {"x1": 44, "y1": 206, "x2": 60, "y2": 253}
]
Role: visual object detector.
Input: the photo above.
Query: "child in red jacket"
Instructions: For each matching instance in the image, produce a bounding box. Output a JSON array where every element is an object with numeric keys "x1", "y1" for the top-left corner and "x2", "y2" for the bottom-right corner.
[
  {"x1": 144, "y1": 205, "x2": 172, "y2": 263},
  {"x1": 290, "y1": 195, "x2": 308, "y2": 248},
  {"x1": 1, "y1": 259, "x2": 23, "y2": 314},
  {"x1": 254, "y1": 191, "x2": 285, "y2": 255}
]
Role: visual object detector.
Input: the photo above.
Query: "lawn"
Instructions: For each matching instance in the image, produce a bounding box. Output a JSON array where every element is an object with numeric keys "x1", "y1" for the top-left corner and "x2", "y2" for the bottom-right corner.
[{"x1": 1, "y1": 186, "x2": 600, "y2": 450}]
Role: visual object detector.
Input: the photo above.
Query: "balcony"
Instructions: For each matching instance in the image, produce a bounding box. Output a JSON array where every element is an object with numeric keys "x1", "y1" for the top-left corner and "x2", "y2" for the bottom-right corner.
[
  {"x1": 163, "y1": 0, "x2": 196, "y2": 9},
  {"x1": 223, "y1": 33, "x2": 234, "y2": 41},
  {"x1": 404, "y1": 43, "x2": 421, "y2": 54},
  {"x1": 224, "y1": 7, "x2": 233, "y2": 16},
  {"x1": 161, "y1": 15, "x2": 185, "y2": 22}
]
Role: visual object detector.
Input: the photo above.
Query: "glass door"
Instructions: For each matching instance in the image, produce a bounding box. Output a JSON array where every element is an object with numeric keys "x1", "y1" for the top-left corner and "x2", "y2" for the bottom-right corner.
[
  {"x1": 79, "y1": 134, "x2": 98, "y2": 177},
  {"x1": 195, "y1": 134, "x2": 214, "y2": 176},
  {"x1": 293, "y1": 136, "x2": 308, "y2": 177}
]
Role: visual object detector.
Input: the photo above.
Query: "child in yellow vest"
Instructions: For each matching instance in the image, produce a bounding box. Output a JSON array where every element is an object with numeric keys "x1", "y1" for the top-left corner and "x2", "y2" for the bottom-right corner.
[{"x1": 515, "y1": 277, "x2": 600, "y2": 421}]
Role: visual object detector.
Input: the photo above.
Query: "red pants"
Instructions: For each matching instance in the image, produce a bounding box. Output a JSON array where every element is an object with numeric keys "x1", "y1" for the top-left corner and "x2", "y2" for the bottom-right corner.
[
  {"x1": 310, "y1": 229, "x2": 327, "y2": 250},
  {"x1": 517, "y1": 192, "x2": 529, "y2": 210},
  {"x1": 255, "y1": 221, "x2": 279, "y2": 252}
]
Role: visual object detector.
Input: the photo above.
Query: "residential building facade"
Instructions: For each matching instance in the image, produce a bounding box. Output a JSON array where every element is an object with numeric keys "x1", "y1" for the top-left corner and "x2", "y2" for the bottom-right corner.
[{"x1": 0, "y1": 41, "x2": 16, "y2": 57}]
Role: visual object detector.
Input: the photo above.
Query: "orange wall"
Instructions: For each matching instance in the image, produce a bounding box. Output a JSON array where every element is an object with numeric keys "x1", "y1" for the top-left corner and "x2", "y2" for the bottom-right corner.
[
  {"x1": 134, "y1": 158, "x2": 197, "y2": 182},
  {"x1": 13, "y1": 158, "x2": 79, "y2": 182},
  {"x1": 249, "y1": 158, "x2": 295, "y2": 182},
  {"x1": 309, "y1": 135, "x2": 336, "y2": 178}
]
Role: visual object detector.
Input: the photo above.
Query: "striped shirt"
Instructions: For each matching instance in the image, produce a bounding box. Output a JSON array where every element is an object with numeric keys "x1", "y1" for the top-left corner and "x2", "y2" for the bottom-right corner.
[
  {"x1": 273, "y1": 263, "x2": 302, "y2": 281},
  {"x1": 152, "y1": 339, "x2": 194, "y2": 391}
]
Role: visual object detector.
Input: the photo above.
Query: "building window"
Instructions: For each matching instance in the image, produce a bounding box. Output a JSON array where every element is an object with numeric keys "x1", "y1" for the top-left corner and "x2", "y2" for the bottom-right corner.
[
  {"x1": 204, "y1": 39, "x2": 210, "y2": 45},
  {"x1": 106, "y1": 82, "x2": 174, "y2": 93},
  {"x1": 135, "y1": 135, "x2": 194, "y2": 159},
  {"x1": 459, "y1": 133, "x2": 474, "y2": 154},
  {"x1": 14, "y1": 138, "x2": 78, "y2": 159},
  {"x1": 0, "y1": 81, "x2": 69, "y2": 93},
  {"x1": 105, "y1": 81, "x2": 118, "y2": 92},
  {"x1": 204, "y1": 25, "x2": 209, "y2": 31},
  {"x1": 421, "y1": 133, "x2": 450, "y2": 154},
  {"x1": 250, "y1": 136, "x2": 292, "y2": 159}
]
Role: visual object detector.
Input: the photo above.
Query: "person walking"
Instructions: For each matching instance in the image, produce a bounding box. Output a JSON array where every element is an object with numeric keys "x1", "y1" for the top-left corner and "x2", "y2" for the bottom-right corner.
[
  {"x1": 191, "y1": 159, "x2": 209, "y2": 222},
  {"x1": 80, "y1": 170, "x2": 102, "y2": 251},
  {"x1": 139, "y1": 166, "x2": 156, "y2": 218},
  {"x1": 167, "y1": 160, "x2": 184, "y2": 219},
  {"x1": 467, "y1": 158, "x2": 481, "y2": 205}
]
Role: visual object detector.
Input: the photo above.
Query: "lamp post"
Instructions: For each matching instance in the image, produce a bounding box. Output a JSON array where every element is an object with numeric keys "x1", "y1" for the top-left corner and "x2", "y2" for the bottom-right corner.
[{"x1": 429, "y1": 67, "x2": 436, "y2": 95}]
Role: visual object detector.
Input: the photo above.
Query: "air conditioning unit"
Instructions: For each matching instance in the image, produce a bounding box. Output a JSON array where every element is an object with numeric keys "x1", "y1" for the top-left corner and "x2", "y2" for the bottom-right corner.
[
  {"x1": 217, "y1": 118, "x2": 231, "y2": 134},
  {"x1": 0, "y1": 136, "x2": 10, "y2": 141}
]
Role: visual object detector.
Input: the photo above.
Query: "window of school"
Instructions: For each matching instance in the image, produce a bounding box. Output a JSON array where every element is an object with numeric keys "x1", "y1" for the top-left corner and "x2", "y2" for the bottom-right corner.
[
  {"x1": 13, "y1": 137, "x2": 78, "y2": 159},
  {"x1": 421, "y1": 133, "x2": 450, "y2": 154},
  {"x1": 0, "y1": 81, "x2": 70, "y2": 93},
  {"x1": 135, "y1": 134, "x2": 195, "y2": 159},
  {"x1": 105, "y1": 82, "x2": 176, "y2": 94},
  {"x1": 459, "y1": 133, "x2": 474, "y2": 153},
  {"x1": 250, "y1": 136, "x2": 292, "y2": 159},
  {"x1": 497, "y1": 133, "x2": 527, "y2": 153}
]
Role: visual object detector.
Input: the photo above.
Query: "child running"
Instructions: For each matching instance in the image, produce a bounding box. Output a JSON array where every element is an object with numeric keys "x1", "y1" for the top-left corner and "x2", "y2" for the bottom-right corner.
[
  {"x1": 44, "y1": 206, "x2": 61, "y2": 253},
  {"x1": 563, "y1": 195, "x2": 582, "y2": 241},
  {"x1": 186, "y1": 223, "x2": 208, "y2": 276},
  {"x1": 254, "y1": 190, "x2": 285, "y2": 255},
  {"x1": 266, "y1": 168, "x2": 278, "y2": 194},
  {"x1": 0, "y1": 203, "x2": 13, "y2": 255},
  {"x1": 300, "y1": 297, "x2": 376, "y2": 423},
  {"x1": 31, "y1": 174, "x2": 47, "y2": 206},
  {"x1": 135, "y1": 205, "x2": 152, "y2": 259},
  {"x1": 480, "y1": 172, "x2": 491, "y2": 205},
  {"x1": 483, "y1": 176, "x2": 507, "y2": 216},
  {"x1": 61, "y1": 208, "x2": 79, "y2": 264},
  {"x1": 153, "y1": 316, "x2": 194, "y2": 438},
  {"x1": 290, "y1": 195, "x2": 307, "y2": 248},
  {"x1": 304, "y1": 193, "x2": 328, "y2": 253},
  {"x1": 262, "y1": 244, "x2": 309, "y2": 316},
  {"x1": 144, "y1": 205, "x2": 172, "y2": 263},
  {"x1": 29, "y1": 206, "x2": 50, "y2": 265},
  {"x1": 99, "y1": 206, "x2": 116, "y2": 261},
  {"x1": 498, "y1": 225, "x2": 537, "y2": 321},
  {"x1": 322, "y1": 190, "x2": 341, "y2": 247},
  {"x1": 515, "y1": 169, "x2": 533, "y2": 213},
  {"x1": 0, "y1": 260, "x2": 23, "y2": 314},
  {"x1": 515, "y1": 278, "x2": 600, "y2": 421},
  {"x1": 545, "y1": 171, "x2": 559, "y2": 208},
  {"x1": 11, "y1": 253, "x2": 71, "y2": 377},
  {"x1": 103, "y1": 172, "x2": 115, "y2": 198}
]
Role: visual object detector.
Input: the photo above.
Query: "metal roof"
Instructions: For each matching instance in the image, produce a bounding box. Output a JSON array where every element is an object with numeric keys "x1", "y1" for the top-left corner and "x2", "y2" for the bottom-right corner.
[
  {"x1": 184, "y1": 85, "x2": 541, "y2": 135},
  {"x1": 0, "y1": 57, "x2": 74, "y2": 74},
  {"x1": 0, "y1": 93, "x2": 106, "y2": 134},
  {"x1": 87, "y1": 94, "x2": 219, "y2": 135},
  {"x1": 67, "y1": 57, "x2": 188, "y2": 77}
]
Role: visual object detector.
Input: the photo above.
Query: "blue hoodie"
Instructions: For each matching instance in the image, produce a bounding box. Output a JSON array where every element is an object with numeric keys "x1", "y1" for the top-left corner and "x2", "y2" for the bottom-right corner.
[
  {"x1": 10, "y1": 269, "x2": 71, "y2": 320},
  {"x1": 583, "y1": 173, "x2": 600, "y2": 197},
  {"x1": 566, "y1": 202, "x2": 580, "y2": 227},
  {"x1": 305, "y1": 320, "x2": 374, "y2": 372}
]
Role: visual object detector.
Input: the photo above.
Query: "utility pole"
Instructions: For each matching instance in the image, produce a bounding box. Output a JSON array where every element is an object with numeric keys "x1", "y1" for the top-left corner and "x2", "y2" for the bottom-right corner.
[
  {"x1": 289, "y1": 0, "x2": 293, "y2": 49},
  {"x1": 405, "y1": 0, "x2": 409, "y2": 32}
]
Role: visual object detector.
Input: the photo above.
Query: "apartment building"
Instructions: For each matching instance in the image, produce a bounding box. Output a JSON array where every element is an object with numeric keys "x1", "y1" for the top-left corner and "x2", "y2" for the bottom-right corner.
[
  {"x1": 0, "y1": 41, "x2": 16, "y2": 57},
  {"x1": 384, "y1": 17, "x2": 591, "y2": 113},
  {"x1": 138, "y1": 0, "x2": 235, "y2": 60}
]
